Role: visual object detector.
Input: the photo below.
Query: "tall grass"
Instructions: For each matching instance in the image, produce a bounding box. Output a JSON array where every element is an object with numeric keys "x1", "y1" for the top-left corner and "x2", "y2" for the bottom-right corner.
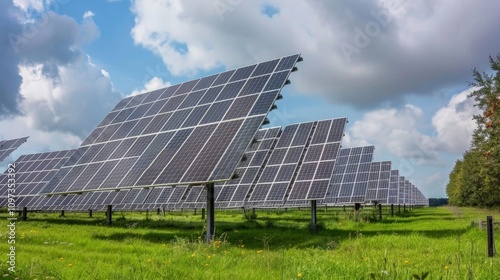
[{"x1": 1, "y1": 206, "x2": 500, "y2": 279}]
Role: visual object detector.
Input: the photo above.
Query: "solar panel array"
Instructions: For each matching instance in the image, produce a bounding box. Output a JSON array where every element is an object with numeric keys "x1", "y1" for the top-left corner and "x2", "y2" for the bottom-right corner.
[
  {"x1": 0, "y1": 137, "x2": 28, "y2": 163},
  {"x1": 324, "y1": 146, "x2": 374, "y2": 205},
  {"x1": 36, "y1": 118, "x2": 347, "y2": 211},
  {"x1": 0, "y1": 143, "x2": 426, "y2": 211},
  {"x1": 0, "y1": 149, "x2": 75, "y2": 210},
  {"x1": 40, "y1": 54, "x2": 302, "y2": 195},
  {"x1": 0, "y1": 53, "x2": 429, "y2": 211}
]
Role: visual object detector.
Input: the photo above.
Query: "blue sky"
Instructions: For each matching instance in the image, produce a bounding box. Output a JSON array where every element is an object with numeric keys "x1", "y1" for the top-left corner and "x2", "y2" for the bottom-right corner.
[{"x1": 1, "y1": 0, "x2": 500, "y2": 198}]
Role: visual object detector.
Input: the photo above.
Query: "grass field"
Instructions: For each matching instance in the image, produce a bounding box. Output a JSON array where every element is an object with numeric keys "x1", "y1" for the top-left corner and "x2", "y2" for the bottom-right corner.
[{"x1": 1, "y1": 206, "x2": 500, "y2": 279}]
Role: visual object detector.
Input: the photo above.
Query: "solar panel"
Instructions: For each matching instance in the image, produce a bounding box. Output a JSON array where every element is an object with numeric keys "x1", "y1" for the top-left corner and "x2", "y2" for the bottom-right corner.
[
  {"x1": 0, "y1": 137, "x2": 28, "y2": 163},
  {"x1": 243, "y1": 118, "x2": 346, "y2": 206},
  {"x1": 0, "y1": 149, "x2": 75, "y2": 210},
  {"x1": 323, "y1": 146, "x2": 374, "y2": 205},
  {"x1": 404, "y1": 179, "x2": 411, "y2": 205},
  {"x1": 41, "y1": 54, "x2": 302, "y2": 195},
  {"x1": 388, "y1": 170, "x2": 400, "y2": 204},
  {"x1": 247, "y1": 122, "x2": 313, "y2": 203},
  {"x1": 397, "y1": 176, "x2": 406, "y2": 205},
  {"x1": 286, "y1": 118, "x2": 347, "y2": 201},
  {"x1": 415, "y1": 188, "x2": 427, "y2": 206},
  {"x1": 364, "y1": 161, "x2": 392, "y2": 204},
  {"x1": 210, "y1": 126, "x2": 281, "y2": 208}
]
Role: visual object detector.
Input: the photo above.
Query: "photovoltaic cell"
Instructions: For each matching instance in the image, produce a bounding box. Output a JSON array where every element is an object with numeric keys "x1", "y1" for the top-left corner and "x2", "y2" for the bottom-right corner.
[{"x1": 41, "y1": 54, "x2": 302, "y2": 195}]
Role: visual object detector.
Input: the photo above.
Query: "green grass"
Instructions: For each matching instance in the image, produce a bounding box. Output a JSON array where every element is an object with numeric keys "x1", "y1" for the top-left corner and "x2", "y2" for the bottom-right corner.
[{"x1": 1, "y1": 206, "x2": 500, "y2": 279}]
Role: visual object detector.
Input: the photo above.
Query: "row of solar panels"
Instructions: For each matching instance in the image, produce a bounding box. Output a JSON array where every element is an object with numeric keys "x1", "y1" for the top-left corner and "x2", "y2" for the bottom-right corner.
[
  {"x1": 0, "y1": 123, "x2": 426, "y2": 211},
  {"x1": 0, "y1": 54, "x2": 426, "y2": 212}
]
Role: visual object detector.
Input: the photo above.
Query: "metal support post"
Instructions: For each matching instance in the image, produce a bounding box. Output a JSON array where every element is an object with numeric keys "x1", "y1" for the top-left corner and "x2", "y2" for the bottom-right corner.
[
  {"x1": 204, "y1": 183, "x2": 215, "y2": 243},
  {"x1": 310, "y1": 200, "x2": 318, "y2": 233},
  {"x1": 106, "y1": 205, "x2": 113, "y2": 226}
]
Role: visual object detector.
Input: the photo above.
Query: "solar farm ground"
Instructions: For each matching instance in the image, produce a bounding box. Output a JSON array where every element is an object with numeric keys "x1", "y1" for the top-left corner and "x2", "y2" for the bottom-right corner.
[{"x1": 1, "y1": 206, "x2": 499, "y2": 279}]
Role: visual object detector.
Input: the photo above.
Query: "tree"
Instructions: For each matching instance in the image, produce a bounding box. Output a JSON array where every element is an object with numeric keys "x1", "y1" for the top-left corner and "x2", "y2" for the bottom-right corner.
[
  {"x1": 468, "y1": 54, "x2": 500, "y2": 207},
  {"x1": 446, "y1": 159, "x2": 463, "y2": 205}
]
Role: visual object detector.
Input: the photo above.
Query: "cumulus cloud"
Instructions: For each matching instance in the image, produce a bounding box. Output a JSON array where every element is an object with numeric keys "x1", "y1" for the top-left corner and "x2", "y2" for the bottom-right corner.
[
  {"x1": 130, "y1": 0, "x2": 500, "y2": 107},
  {"x1": 346, "y1": 88, "x2": 480, "y2": 165},
  {"x1": 18, "y1": 55, "x2": 121, "y2": 138},
  {"x1": 0, "y1": 0, "x2": 122, "y2": 143},
  {"x1": 12, "y1": 0, "x2": 47, "y2": 12},
  {"x1": 432, "y1": 88, "x2": 481, "y2": 154},
  {"x1": 348, "y1": 104, "x2": 441, "y2": 164}
]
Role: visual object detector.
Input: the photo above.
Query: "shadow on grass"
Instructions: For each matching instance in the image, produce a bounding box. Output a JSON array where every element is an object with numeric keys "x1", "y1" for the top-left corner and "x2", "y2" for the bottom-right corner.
[
  {"x1": 84, "y1": 216, "x2": 470, "y2": 251},
  {"x1": 4, "y1": 208, "x2": 471, "y2": 251}
]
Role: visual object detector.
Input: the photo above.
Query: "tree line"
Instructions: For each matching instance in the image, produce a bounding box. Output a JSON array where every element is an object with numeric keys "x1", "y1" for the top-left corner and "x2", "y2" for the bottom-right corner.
[{"x1": 446, "y1": 54, "x2": 500, "y2": 207}]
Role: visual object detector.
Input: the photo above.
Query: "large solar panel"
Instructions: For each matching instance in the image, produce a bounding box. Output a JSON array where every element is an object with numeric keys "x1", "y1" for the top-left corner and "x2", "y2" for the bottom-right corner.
[
  {"x1": 364, "y1": 161, "x2": 392, "y2": 204},
  {"x1": 40, "y1": 54, "x2": 302, "y2": 195},
  {"x1": 0, "y1": 137, "x2": 28, "y2": 163},
  {"x1": 323, "y1": 146, "x2": 374, "y2": 205},
  {"x1": 0, "y1": 149, "x2": 75, "y2": 210}
]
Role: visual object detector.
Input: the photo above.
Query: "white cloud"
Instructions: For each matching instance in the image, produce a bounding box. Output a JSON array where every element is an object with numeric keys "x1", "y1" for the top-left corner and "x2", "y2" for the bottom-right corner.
[
  {"x1": 18, "y1": 54, "x2": 121, "y2": 138},
  {"x1": 348, "y1": 104, "x2": 440, "y2": 164},
  {"x1": 12, "y1": 0, "x2": 47, "y2": 12},
  {"x1": 130, "y1": 76, "x2": 171, "y2": 96},
  {"x1": 346, "y1": 88, "x2": 480, "y2": 166},
  {"x1": 0, "y1": 117, "x2": 82, "y2": 153},
  {"x1": 130, "y1": 0, "x2": 500, "y2": 108},
  {"x1": 83, "y1": 11, "x2": 95, "y2": 20},
  {"x1": 432, "y1": 88, "x2": 480, "y2": 154},
  {"x1": 0, "y1": 0, "x2": 121, "y2": 149}
]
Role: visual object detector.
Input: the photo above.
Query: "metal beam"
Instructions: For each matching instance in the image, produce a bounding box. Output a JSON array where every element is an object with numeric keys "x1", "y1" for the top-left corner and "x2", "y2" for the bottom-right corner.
[{"x1": 204, "y1": 183, "x2": 215, "y2": 242}]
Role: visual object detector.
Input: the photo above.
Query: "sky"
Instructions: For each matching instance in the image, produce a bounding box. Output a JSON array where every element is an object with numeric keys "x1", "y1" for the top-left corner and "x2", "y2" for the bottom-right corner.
[{"x1": 1, "y1": 0, "x2": 499, "y2": 198}]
